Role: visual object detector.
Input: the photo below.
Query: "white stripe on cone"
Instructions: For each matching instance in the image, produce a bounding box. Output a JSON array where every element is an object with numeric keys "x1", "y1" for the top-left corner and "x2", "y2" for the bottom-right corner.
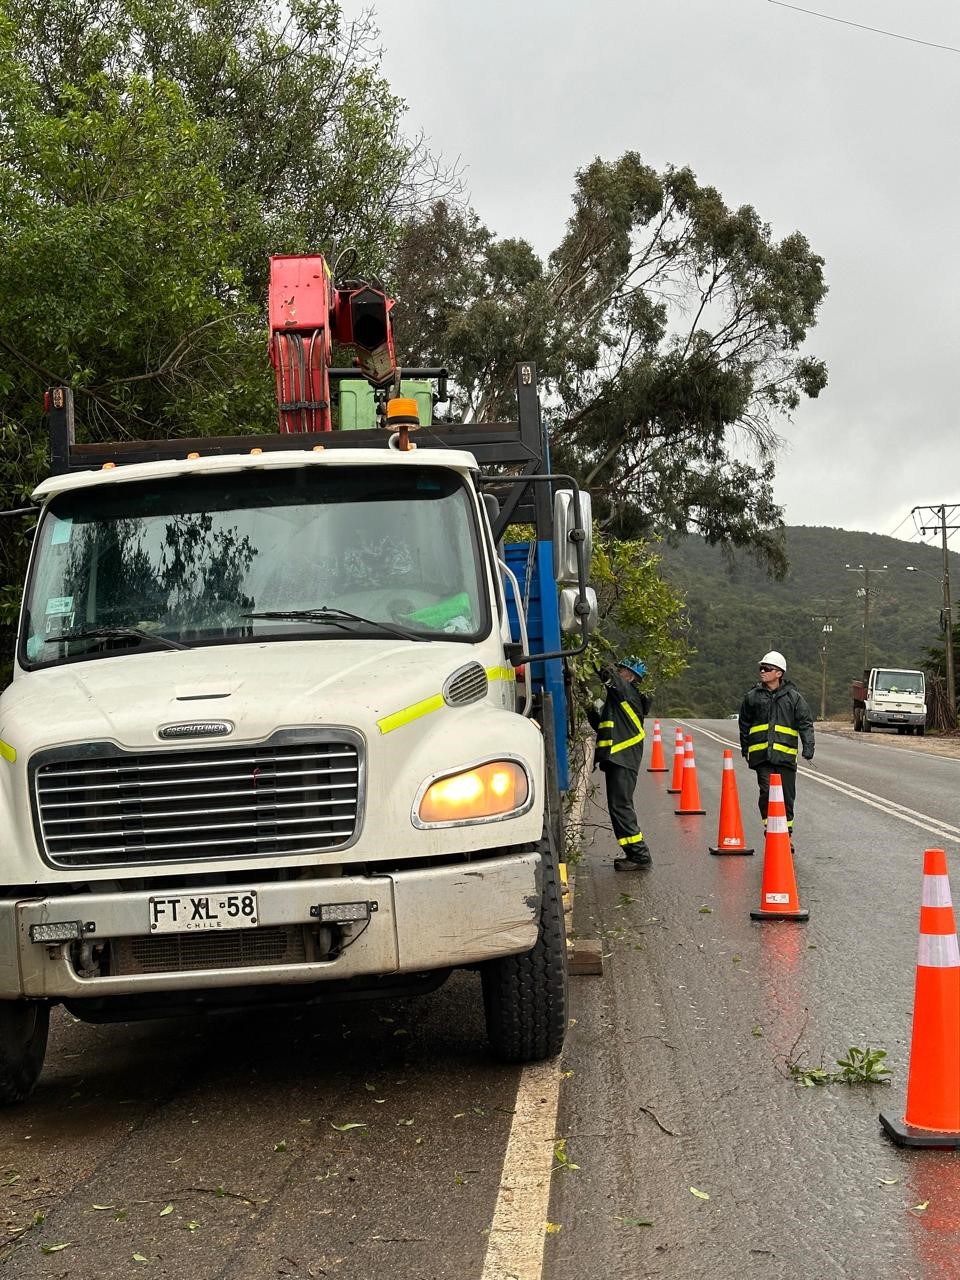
[
  {"x1": 767, "y1": 815, "x2": 789, "y2": 835},
  {"x1": 922, "y1": 876, "x2": 954, "y2": 908},
  {"x1": 918, "y1": 934, "x2": 960, "y2": 968}
]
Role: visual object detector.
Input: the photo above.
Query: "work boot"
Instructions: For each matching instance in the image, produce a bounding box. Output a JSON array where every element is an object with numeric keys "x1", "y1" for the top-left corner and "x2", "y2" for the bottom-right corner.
[{"x1": 614, "y1": 845, "x2": 652, "y2": 870}]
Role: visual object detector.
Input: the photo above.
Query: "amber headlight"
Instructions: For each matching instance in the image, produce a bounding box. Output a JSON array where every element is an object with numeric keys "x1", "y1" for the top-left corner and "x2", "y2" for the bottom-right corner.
[{"x1": 416, "y1": 759, "x2": 530, "y2": 826}]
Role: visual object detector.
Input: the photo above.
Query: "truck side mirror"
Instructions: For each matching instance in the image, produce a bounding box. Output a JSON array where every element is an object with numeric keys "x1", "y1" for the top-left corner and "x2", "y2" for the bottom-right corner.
[
  {"x1": 553, "y1": 489, "x2": 592, "y2": 585},
  {"x1": 559, "y1": 585, "x2": 597, "y2": 635}
]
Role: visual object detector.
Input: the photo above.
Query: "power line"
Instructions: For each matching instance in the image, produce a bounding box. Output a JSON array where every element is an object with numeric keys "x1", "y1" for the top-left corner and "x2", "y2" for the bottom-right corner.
[{"x1": 767, "y1": 2, "x2": 960, "y2": 55}]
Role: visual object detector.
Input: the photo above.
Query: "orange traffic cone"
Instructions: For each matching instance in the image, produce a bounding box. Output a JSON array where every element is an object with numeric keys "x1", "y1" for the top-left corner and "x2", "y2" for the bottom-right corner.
[
  {"x1": 674, "y1": 736, "x2": 706, "y2": 815},
  {"x1": 709, "y1": 750, "x2": 754, "y2": 855},
  {"x1": 667, "y1": 727, "x2": 685, "y2": 794},
  {"x1": 750, "y1": 773, "x2": 808, "y2": 920},
  {"x1": 880, "y1": 848, "x2": 960, "y2": 1148},
  {"x1": 646, "y1": 720, "x2": 669, "y2": 773}
]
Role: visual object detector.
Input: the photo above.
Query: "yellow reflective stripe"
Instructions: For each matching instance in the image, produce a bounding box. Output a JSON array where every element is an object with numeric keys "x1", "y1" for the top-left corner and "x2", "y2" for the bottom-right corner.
[
  {"x1": 608, "y1": 700, "x2": 646, "y2": 754},
  {"x1": 618, "y1": 833, "x2": 645, "y2": 846},
  {"x1": 776, "y1": 726, "x2": 799, "y2": 738},
  {"x1": 772, "y1": 743, "x2": 798, "y2": 756},
  {"x1": 0, "y1": 739, "x2": 15, "y2": 764},
  {"x1": 747, "y1": 742, "x2": 767, "y2": 754},
  {"x1": 749, "y1": 723, "x2": 768, "y2": 735},
  {"x1": 377, "y1": 693, "x2": 445, "y2": 735},
  {"x1": 596, "y1": 738, "x2": 613, "y2": 747},
  {"x1": 599, "y1": 720, "x2": 614, "y2": 729},
  {"x1": 485, "y1": 665, "x2": 514, "y2": 682}
]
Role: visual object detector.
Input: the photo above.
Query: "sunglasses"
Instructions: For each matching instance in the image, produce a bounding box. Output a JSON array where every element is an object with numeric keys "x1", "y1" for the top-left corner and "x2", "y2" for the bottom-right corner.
[{"x1": 758, "y1": 664, "x2": 777, "y2": 673}]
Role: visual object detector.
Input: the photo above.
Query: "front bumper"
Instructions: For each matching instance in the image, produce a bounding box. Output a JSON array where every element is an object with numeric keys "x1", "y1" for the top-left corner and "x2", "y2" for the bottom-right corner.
[
  {"x1": 0, "y1": 853, "x2": 541, "y2": 999},
  {"x1": 866, "y1": 710, "x2": 925, "y2": 727}
]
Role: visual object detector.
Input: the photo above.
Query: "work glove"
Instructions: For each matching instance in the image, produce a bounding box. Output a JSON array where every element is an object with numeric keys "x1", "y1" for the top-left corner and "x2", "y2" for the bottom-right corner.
[
  {"x1": 598, "y1": 664, "x2": 617, "y2": 684},
  {"x1": 802, "y1": 748, "x2": 814, "y2": 760}
]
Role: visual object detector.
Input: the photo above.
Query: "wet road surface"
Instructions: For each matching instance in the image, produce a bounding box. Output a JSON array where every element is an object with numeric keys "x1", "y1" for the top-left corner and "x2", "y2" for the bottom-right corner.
[
  {"x1": 547, "y1": 720, "x2": 960, "y2": 1280},
  {"x1": 2, "y1": 721, "x2": 959, "y2": 1279}
]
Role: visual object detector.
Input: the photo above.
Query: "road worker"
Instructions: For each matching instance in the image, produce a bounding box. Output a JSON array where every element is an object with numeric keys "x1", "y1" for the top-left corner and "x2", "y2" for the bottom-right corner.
[
  {"x1": 587, "y1": 657, "x2": 653, "y2": 870},
  {"x1": 738, "y1": 650, "x2": 815, "y2": 846}
]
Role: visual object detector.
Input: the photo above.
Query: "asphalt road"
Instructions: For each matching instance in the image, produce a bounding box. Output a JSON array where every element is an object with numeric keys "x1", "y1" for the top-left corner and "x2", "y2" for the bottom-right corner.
[
  {"x1": 548, "y1": 719, "x2": 960, "y2": 1280},
  {"x1": 2, "y1": 720, "x2": 959, "y2": 1279}
]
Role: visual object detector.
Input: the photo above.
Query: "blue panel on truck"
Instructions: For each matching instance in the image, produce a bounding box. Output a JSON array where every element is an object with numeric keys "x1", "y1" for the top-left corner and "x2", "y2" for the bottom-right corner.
[{"x1": 503, "y1": 541, "x2": 569, "y2": 792}]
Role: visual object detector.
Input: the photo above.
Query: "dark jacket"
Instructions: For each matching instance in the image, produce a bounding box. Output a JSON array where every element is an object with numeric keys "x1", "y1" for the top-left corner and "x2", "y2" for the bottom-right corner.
[
  {"x1": 587, "y1": 669, "x2": 650, "y2": 771},
  {"x1": 738, "y1": 678, "x2": 814, "y2": 771}
]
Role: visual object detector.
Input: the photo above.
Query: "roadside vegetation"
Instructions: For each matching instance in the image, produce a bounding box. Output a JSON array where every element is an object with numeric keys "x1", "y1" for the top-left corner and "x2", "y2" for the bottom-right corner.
[{"x1": 0, "y1": 1, "x2": 830, "y2": 692}]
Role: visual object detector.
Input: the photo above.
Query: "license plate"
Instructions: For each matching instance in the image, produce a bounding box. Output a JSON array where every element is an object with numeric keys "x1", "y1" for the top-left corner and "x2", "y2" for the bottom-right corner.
[
  {"x1": 890, "y1": 713, "x2": 906, "y2": 721},
  {"x1": 149, "y1": 891, "x2": 258, "y2": 934}
]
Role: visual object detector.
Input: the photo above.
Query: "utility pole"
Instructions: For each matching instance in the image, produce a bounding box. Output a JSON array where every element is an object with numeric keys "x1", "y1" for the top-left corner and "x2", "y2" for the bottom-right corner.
[
  {"x1": 912, "y1": 504, "x2": 958, "y2": 729},
  {"x1": 810, "y1": 603, "x2": 841, "y2": 720},
  {"x1": 845, "y1": 563, "x2": 887, "y2": 674}
]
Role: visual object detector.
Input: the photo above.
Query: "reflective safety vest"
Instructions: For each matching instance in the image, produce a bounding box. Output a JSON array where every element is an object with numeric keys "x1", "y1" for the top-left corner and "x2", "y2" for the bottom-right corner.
[
  {"x1": 590, "y1": 671, "x2": 649, "y2": 771},
  {"x1": 737, "y1": 679, "x2": 814, "y2": 772},
  {"x1": 746, "y1": 720, "x2": 800, "y2": 763}
]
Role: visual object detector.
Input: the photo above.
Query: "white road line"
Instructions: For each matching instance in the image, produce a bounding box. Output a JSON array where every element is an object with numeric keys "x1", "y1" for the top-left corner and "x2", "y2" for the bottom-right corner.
[
  {"x1": 675, "y1": 722, "x2": 960, "y2": 846},
  {"x1": 480, "y1": 1058, "x2": 562, "y2": 1280}
]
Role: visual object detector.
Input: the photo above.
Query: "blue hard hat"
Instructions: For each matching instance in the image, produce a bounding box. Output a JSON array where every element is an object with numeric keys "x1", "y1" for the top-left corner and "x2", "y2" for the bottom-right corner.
[{"x1": 619, "y1": 656, "x2": 646, "y2": 677}]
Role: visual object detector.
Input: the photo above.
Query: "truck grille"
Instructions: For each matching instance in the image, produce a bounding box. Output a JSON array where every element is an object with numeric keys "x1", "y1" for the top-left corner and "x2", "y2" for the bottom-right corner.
[
  {"x1": 33, "y1": 736, "x2": 361, "y2": 869},
  {"x1": 110, "y1": 926, "x2": 308, "y2": 975}
]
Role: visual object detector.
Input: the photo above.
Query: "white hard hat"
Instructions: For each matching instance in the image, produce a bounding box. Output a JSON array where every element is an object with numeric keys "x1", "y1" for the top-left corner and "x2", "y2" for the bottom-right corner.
[{"x1": 760, "y1": 650, "x2": 787, "y2": 671}]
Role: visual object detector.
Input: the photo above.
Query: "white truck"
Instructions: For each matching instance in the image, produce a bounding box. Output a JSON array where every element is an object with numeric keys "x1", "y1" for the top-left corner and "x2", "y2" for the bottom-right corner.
[
  {"x1": 852, "y1": 667, "x2": 926, "y2": 735},
  {"x1": 0, "y1": 257, "x2": 596, "y2": 1102}
]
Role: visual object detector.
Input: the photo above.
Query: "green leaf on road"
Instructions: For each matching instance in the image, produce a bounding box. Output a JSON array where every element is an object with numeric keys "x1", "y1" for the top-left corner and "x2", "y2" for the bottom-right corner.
[
  {"x1": 698, "y1": 906, "x2": 713, "y2": 914},
  {"x1": 689, "y1": 1187, "x2": 710, "y2": 1200},
  {"x1": 330, "y1": 1122, "x2": 367, "y2": 1132},
  {"x1": 40, "y1": 1243, "x2": 70, "y2": 1254},
  {"x1": 274, "y1": 1141, "x2": 287, "y2": 1152},
  {"x1": 132, "y1": 1253, "x2": 149, "y2": 1263},
  {"x1": 618, "y1": 1216, "x2": 654, "y2": 1227},
  {"x1": 184, "y1": 1221, "x2": 201, "y2": 1232}
]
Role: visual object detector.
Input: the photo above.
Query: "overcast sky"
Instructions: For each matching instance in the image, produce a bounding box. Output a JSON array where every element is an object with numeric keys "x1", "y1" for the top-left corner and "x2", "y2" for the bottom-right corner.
[{"x1": 344, "y1": 0, "x2": 960, "y2": 548}]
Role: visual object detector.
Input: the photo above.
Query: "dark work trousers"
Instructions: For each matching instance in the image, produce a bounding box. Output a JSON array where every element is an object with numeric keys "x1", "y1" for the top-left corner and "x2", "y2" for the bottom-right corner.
[
  {"x1": 602, "y1": 761, "x2": 646, "y2": 850},
  {"x1": 755, "y1": 763, "x2": 797, "y2": 831}
]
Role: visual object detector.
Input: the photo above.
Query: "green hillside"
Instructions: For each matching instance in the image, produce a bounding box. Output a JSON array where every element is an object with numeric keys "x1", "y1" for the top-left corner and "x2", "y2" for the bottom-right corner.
[{"x1": 656, "y1": 527, "x2": 959, "y2": 718}]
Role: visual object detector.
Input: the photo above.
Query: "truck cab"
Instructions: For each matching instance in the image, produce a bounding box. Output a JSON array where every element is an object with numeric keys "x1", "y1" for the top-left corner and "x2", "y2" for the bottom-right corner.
[
  {"x1": 852, "y1": 667, "x2": 926, "y2": 735},
  {"x1": 0, "y1": 355, "x2": 595, "y2": 1103}
]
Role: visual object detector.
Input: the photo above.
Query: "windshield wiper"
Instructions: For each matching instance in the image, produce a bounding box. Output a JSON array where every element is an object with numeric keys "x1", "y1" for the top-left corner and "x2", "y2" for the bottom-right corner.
[
  {"x1": 46, "y1": 626, "x2": 188, "y2": 652},
  {"x1": 242, "y1": 606, "x2": 425, "y2": 642}
]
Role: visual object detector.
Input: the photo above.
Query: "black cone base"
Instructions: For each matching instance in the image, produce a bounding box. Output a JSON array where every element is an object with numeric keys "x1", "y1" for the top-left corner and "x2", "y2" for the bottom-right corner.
[
  {"x1": 709, "y1": 845, "x2": 754, "y2": 856},
  {"x1": 646, "y1": 767, "x2": 669, "y2": 773},
  {"x1": 750, "y1": 908, "x2": 809, "y2": 921},
  {"x1": 675, "y1": 807, "x2": 706, "y2": 815},
  {"x1": 880, "y1": 1112, "x2": 960, "y2": 1149}
]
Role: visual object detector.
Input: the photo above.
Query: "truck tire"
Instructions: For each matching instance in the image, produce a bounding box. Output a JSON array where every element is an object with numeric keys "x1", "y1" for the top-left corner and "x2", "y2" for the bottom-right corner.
[
  {"x1": 0, "y1": 1001, "x2": 49, "y2": 1105},
  {"x1": 862, "y1": 718, "x2": 871, "y2": 733},
  {"x1": 917, "y1": 725, "x2": 926, "y2": 737},
  {"x1": 853, "y1": 707, "x2": 863, "y2": 731},
  {"x1": 481, "y1": 831, "x2": 568, "y2": 1064}
]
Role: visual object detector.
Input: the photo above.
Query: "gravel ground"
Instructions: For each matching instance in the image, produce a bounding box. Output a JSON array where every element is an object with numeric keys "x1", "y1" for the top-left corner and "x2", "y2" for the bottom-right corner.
[{"x1": 816, "y1": 718, "x2": 960, "y2": 760}]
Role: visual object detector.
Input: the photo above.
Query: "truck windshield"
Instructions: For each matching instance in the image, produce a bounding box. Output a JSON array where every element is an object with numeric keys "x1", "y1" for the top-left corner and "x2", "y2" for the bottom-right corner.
[
  {"x1": 875, "y1": 671, "x2": 924, "y2": 695},
  {"x1": 22, "y1": 465, "x2": 487, "y2": 667}
]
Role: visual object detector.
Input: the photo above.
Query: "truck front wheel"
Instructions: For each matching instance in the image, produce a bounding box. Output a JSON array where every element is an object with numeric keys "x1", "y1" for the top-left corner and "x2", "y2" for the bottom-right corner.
[
  {"x1": 481, "y1": 831, "x2": 568, "y2": 1063},
  {"x1": 0, "y1": 1001, "x2": 49, "y2": 1105}
]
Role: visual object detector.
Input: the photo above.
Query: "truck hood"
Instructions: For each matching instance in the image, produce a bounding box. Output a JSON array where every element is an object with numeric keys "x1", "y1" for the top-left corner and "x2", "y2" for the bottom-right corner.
[{"x1": 0, "y1": 640, "x2": 498, "y2": 757}]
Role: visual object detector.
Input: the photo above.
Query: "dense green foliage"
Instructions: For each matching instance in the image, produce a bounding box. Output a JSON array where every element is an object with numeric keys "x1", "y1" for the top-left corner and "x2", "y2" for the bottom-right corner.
[
  {"x1": 657, "y1": 527, "x2": 960, "y2": 718},
  {"x1": 391, "y1": 162, "x2": 828, "y2": 574},
  {"x1": 0, "y1": 0, "x2": 449, "y2": 630}
]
